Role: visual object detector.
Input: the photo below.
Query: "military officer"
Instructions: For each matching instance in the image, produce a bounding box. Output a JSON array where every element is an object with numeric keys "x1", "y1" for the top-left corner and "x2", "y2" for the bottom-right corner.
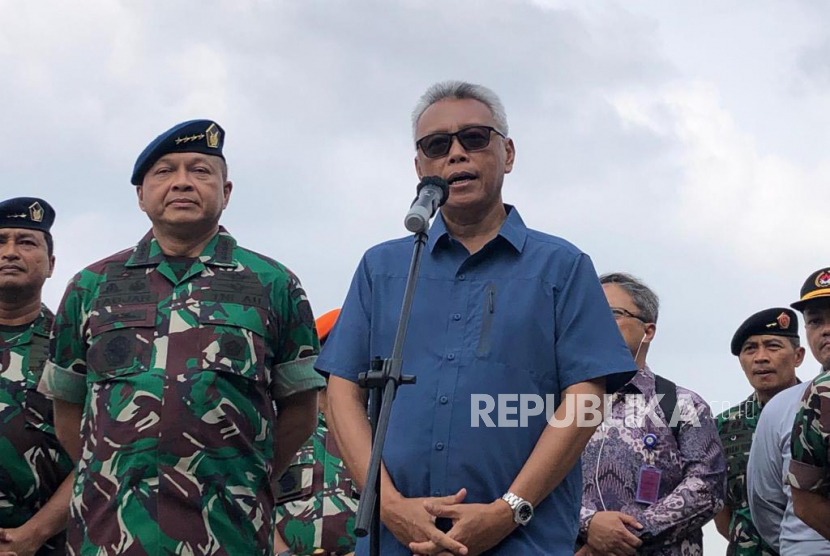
[
  {"x1": 39, "y1": 120, "x2": 325, "y2": 555},
  {"x1": 274, "y1": 309, "x2": 358, "y2": 556},
  {"x1": 0, "y1": 197, "x2": 73, "y2": 556},
  {"x1": 715, "y1": 307, "x2": 803, "y2": 555},
  {"x1": 787, "y1": 267, "x2": 830, "y2": 541}
]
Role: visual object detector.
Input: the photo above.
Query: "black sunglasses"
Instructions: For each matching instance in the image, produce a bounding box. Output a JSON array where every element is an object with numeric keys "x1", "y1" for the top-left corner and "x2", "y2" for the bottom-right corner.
[{"x1": 416, "y1": 126, "x2": 505, "y2": 159}]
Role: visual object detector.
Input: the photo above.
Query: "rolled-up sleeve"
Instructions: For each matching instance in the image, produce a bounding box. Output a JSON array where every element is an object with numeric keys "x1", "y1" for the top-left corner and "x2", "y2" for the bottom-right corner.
[
  {"x1": 554, "y1": 254, "x2": 636, "y2": 392},
  {"x1": 786, "y1": 377, "x2": 830, "y2": 494},
  {"x1": 40, "y1": 273, "x2": 90, "y2": 404}
]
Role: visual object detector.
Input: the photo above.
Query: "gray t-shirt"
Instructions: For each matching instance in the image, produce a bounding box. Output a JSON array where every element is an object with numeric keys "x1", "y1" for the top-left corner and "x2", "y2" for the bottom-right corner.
[{"x1": 747, "y1": 378, "x2": 830, "y2": 555}]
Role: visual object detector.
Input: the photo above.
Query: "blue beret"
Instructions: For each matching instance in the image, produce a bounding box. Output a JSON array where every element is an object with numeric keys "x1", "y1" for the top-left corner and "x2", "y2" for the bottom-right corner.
[
  {"x1": 0, "y1": 197, "x2": 55, "y2": 234},
  {"x1": 131, "y1": 119, "x2": 225, "y2": 185},
  {"x1": 731, "y1": 307, "x2": 799, "y2": 356}
]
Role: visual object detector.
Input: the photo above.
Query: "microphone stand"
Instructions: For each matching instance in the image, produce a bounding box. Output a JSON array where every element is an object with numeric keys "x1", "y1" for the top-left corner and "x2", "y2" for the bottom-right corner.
[{"x1": 354, "y1": 230, "x2": 426, "y2": 556}]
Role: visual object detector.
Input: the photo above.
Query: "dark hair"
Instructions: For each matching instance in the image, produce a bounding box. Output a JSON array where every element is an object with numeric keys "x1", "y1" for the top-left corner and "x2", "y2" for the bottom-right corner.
[
  {"x1": 44, "y1": 232, "x2": 53, "y2": 258},
  {"x1": 788, "y1": 336, "x2": 800, "y2": 349}
]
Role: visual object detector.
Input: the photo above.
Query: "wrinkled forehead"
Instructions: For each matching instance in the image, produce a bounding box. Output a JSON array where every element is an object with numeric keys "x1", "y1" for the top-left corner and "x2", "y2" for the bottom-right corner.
[
  {"x1": 150, "y1": 152, "x2": 224, "y2": 168},
  {"x1": 0, "y1": 227, "x2": 47, "y2": 242},
  {"x1": 804, "y1": 298, "x2": 830, "y2": 317},
  {"x1": 742, "y1": 334, "x2": 791, "y2": 347},
  {"x1": 416, "y1": 98, "x2": 497, "y2": 137}
]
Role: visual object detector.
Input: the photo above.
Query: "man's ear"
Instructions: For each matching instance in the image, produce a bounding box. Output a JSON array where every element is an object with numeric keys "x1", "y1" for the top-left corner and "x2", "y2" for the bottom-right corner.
[
  {"x1": 643, "y1": 323, "x2": 657, "y2": 343},
  {"x1": 795, "y1": 346, "x2": 806, "y2": 367},
  {"x1": 47, "y1": 255, "x2": 55, "y2": 278},
  {"x1": 222, "y1": 181, "x2": 233, "y2": 209},
  {"x1": 136, "y1": 185, "x2": 146, "y2": 213},
  {"x1": 504, "y1": 137, "x2": 516, "y2": 174}
]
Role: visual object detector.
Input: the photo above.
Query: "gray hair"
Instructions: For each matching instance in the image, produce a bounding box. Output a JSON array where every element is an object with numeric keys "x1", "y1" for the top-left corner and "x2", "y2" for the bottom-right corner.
[
  {"x1": 411, "y1": 80, "x2": 509, "y2": 142},
  {"x1": 600, "y1": 272, "x2": 660, "y2": 323}
]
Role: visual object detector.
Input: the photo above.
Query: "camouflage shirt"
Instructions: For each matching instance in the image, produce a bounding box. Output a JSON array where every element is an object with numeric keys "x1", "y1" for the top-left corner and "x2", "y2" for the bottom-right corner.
[
  {"x1": 787, "y1": 369, "x2": 830, "y2": 496},
  {"x1": 0, "y1": 305, "x2": 72, "y2": 555},
  {"x1": 40, "y1": 228, "x2": 326, "y2": 556},
  {"x1": 274, "y1": 411, "x2": 358, "y2": 555},
  {"x1": 716, "y1": 393, "x2": 778, "y2": 556}
]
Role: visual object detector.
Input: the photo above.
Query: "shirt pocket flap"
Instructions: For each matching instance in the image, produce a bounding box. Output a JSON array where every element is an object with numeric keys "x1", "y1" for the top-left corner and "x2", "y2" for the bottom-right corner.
[{"x1": 89, "y1": 304, "x2": 157, "y2": 335}]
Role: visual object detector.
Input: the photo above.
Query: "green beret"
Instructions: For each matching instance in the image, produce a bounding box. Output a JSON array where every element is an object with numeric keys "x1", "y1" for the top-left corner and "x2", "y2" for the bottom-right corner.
[
  {"x1": 731, "y1": 307, "x2": 799, "y2": 356},
  {"x1": 0, "y1": 197, "x2": 55, "y2": 234},
  {"x1": 131, "y1": 119, "x2": 225, "y2": 185},
  {"x1": 791, "y1": 267, "x2": 830, "y2": 312}
]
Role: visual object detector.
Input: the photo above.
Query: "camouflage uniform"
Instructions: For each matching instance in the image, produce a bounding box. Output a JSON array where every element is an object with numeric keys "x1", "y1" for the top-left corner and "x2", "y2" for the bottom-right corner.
[
  {"x1": 0, "y1": 305, "x2": 72, "y2": 556},
  {"x1": 717, "y1": 394, "x2": 778, "y2": 556},
  {"x1": 40, "y1": 228, "x2": 326, "y2": 556},
  {"x1": 274, "y1": 412, "x2": 358, "y2": 555},
  {"x1": 787, "y1": 369, "x2": 830, "y2": 496}
]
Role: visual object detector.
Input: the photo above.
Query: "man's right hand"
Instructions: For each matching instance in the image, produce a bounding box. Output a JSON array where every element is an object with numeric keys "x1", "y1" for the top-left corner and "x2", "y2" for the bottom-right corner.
[
  {"x1": 381, "y1": 489, "x2": 469, "y2": 554},
  {"x1": 586, "y1": 511, "x2": 643, "y2": 556}
]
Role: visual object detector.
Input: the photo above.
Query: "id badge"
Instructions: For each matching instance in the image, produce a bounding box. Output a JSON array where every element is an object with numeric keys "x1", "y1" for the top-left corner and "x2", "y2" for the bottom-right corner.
[{"x1": 635, "y1": 465, "x2": 662, "y2": 505}]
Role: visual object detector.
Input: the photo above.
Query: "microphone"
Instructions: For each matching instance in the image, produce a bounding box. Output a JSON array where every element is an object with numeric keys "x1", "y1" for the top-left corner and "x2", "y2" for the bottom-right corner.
[{"x1": 404, "y1": 176, "x2": 450, "y2": 233}]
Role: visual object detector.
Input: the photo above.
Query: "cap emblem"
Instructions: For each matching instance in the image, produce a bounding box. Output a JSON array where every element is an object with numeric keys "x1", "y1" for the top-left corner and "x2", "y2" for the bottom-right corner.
[
  {"x1": 816, "y1": 270, "x2": 830, "y2": 289},
  {"x1": 777, "y1": 312, "x2": 790, "y2": 329},
  {"x1": 28, "y1": 202, "x2": 44, "y2": 223},
  {"x1": 206, "y1": 123, "x2": 221, "y2": 148}
]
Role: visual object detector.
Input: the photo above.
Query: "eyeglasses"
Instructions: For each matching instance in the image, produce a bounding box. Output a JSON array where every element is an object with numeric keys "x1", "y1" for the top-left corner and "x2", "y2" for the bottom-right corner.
[
  {"x1": 416, "y1": 126, "x2": 505, "y2": 159},
  {"x1": 610, "y1": 307, "x2": 648, "y2": 323}
]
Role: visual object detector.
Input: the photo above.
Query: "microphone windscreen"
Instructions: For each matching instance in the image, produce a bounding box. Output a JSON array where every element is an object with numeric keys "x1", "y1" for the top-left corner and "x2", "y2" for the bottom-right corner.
[{"x1": 417, "y1": 176, "x2": 450, "y2": 206}]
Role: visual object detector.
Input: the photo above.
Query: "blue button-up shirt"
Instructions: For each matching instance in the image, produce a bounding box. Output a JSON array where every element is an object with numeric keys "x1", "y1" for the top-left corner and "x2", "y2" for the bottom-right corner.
[{"x1": 317, "y1": 206, "x2": 635, "y2": 555}]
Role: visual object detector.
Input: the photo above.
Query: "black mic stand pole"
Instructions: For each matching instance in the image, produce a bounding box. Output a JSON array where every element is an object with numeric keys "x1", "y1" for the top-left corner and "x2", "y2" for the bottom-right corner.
[{"x1": 354, "y1": 230, "x2": 427, "y2": 556}]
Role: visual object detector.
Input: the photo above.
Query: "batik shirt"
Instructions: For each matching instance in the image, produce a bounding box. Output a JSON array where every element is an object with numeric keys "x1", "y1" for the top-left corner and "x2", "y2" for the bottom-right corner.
[
  {"x1": 274, "y1": 411, "x2": 358, "y2": 555},
  {"x1": 0, "y1": 305, "x2": 72, "y2": 555},
  {"x1": 787, "y1": 369, "x2": 830, "y2": 496},
  {"x1": 579, "y1": 367, "x2": 726, "y2": 555},
  {"x1": 717, "y1": 393, "x2": 778, "y2": 556},
  {"x1": 40, "y1": 228, "x2": 326, "y2": 556}
]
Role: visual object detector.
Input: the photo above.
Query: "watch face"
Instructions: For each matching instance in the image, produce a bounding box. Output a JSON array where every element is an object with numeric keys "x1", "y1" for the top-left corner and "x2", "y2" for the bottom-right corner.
[{"x1": 517, "y1": 502, "x2": 533, "y2": 524}]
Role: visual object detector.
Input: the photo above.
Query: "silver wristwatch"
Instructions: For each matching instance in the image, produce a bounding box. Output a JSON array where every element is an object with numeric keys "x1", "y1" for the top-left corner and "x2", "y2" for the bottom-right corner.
[{"x1": 501, "y1": 492, "x2": 534, "y2": 526}]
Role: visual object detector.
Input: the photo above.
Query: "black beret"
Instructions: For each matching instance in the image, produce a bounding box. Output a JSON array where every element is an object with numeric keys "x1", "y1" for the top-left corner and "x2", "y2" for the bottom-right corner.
[
  {"x1": 791, "y1": 267, "x2": 830, "y2": 312},
  {"x1": 0, "y1": 197, "x2": 55, "y2": 234},
  {"x1": 131, "y1": 119, "x2": 225, "y2": 185},
  {"x1": 731, "y1": 308, "x2": 799, "y2": 356}
]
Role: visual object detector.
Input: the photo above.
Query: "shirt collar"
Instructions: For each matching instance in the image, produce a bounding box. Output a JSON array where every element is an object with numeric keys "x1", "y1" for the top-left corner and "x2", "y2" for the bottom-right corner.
[
  {"x1": 621, "y1": 365, "x2": 656, "y2": 397},
  {"x1": 125, "y1": 226, "x2": 238, "y2": 268},
  {"x1": 427, "y1": 204, "x2": 528, "y2": 254}
]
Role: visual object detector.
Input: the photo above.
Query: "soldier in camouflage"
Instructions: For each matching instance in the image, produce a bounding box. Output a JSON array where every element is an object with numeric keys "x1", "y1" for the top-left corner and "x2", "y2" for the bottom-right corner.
[
  {"x1": 39, "y1": 120, "x2": 325, "y2": 556},
  {"x1": 715, "y1": 307, "x2": 804, "y2": 556},
  {"x1": 0, "y1": 197, "x2": 73, "y2": 556},
  {"x1": 274, "y1": 309, "x2": 358, "y2": 556},
  {"x1": 786, "y1": 268, "x2": 830, "y2": 541}
]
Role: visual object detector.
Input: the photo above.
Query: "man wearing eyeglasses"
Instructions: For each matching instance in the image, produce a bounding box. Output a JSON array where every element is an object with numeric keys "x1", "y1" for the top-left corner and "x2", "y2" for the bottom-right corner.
[
  {"x1": 576, "y1": 273, "x2": 725, "y2": 556},
  {"x1": 715, "y1": 308, "x2": 803, "y2": 555},
  {"x1": 318, "y1": 81, "x2": 637, "y2": 555}
]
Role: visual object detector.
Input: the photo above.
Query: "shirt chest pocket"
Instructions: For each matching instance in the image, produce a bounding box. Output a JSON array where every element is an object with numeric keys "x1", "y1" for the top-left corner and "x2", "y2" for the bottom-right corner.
[
  {"x1": 274, "y1": 446, "x2": 314, "y2": 504},
  {"x1": 86, "y1": 304, "x2": 157, "y2": 382},
  {"x1": 198, "y1": 304, "x2": 267, "y2": 382}
]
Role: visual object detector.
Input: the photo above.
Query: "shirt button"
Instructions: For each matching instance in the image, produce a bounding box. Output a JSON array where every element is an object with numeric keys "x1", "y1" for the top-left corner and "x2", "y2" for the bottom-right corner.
[
  {"x1": 452, "y1": 313, "x2": 462, "y2": 321},
  {"x1": 447, "y1": 353, "x2": 455, "y2": 361},
  {"x1": 436, "y1": 442, "x2": 444, "y2": 451},
  {"x1": 440, "y1": 396, "x2": 449, "y2": 404},
  {"x1": 433, "y1": 490, "x2": 442, "y2": 496},
  {"x1": 458, "y1": 274, "x2": 466, "y2": 281}
]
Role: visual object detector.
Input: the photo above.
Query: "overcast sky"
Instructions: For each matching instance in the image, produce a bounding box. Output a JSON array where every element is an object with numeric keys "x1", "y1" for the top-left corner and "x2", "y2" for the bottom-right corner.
[{"x1": 3, "y1": 1, "x2": 829, "y2": 551}]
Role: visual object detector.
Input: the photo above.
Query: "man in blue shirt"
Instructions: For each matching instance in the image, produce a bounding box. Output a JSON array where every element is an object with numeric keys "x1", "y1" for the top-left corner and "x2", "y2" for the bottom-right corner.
[{"x1": 317, "y1": 80, "x2": 636, "y2": 555}]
